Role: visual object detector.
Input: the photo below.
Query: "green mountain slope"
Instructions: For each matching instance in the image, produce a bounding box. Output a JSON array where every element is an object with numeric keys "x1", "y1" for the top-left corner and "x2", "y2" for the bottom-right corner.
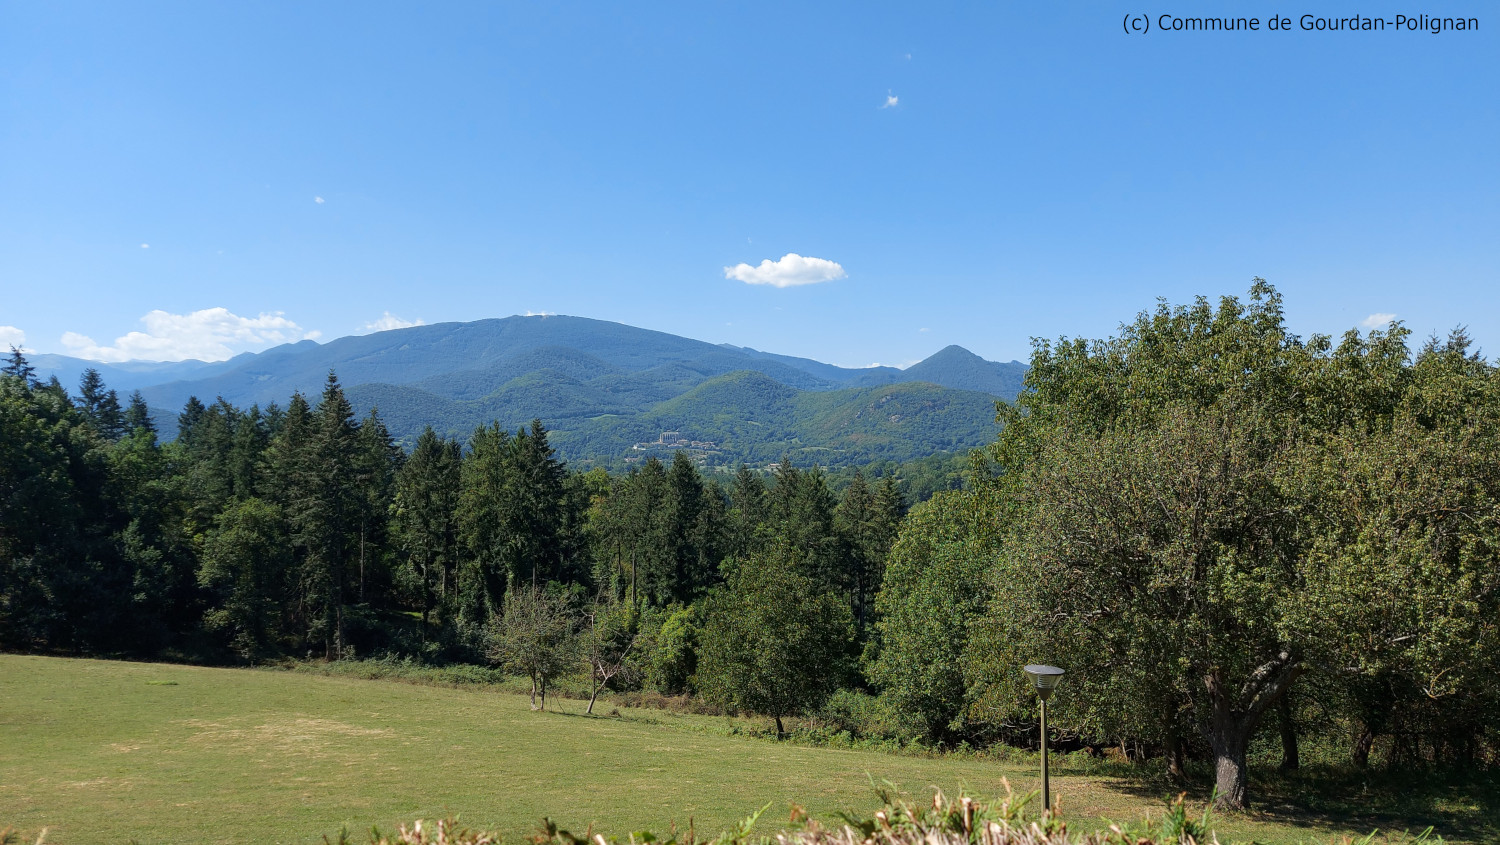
[
  {"x1": 100, "y1": 314, "x2": 1024, "y2": 467},
  {"x1": 547, "y1": 371, "x2": 1000, "y2": 470}
]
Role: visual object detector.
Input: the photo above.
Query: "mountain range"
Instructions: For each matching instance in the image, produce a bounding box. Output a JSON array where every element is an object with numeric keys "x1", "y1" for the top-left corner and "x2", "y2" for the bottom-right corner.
[{"x1": 30, "y1": 316, "x2": 1027, "y2": 469}]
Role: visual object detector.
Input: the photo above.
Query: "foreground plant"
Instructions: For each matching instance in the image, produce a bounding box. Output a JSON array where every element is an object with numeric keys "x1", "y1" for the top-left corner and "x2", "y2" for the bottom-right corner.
[{"x1": 329, "y1": 785, "x2": 1229, "y2": 845}]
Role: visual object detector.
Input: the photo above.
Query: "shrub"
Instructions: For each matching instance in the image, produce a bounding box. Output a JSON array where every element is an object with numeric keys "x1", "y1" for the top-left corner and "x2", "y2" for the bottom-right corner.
[
  {"x1": 649, "y1": 604, "x2": 701, "y2": 695},
  {"x1": 329, "y1": 788, "x2": 1236, "y2": 845},
  {"x1": 817, "y1": 689, "x2": 922, "y2": 744}
]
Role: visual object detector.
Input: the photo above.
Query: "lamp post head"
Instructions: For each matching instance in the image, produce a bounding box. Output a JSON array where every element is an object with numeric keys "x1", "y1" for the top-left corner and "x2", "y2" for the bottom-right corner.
[{"x1": 1024, "y1": 664, "x2": 1066, "y2": 701}]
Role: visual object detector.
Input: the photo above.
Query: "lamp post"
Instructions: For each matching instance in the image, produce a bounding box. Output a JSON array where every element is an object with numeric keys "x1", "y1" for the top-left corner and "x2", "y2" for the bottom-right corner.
[{"x1": 1024, "y1": 664, "x2": 1065, "y2": 814}]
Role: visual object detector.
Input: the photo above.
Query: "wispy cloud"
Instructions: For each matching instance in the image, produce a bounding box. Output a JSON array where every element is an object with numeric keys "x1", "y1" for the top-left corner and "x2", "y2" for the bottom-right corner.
[
  {"x1": 1361, "y1": 312, "x2": 1397, "y2": 329},
  {"x1": 363, "y1": 312, "x2": 424, "y2": 332},
  {"x1": 140, "y1": 243, "x2": 150, "y2": 249},
  {"x1": 882, "y1": 91, "x2": 899, "y2": 108},
  {"x1": 524, "y1": 310, "x2": 553, "y2": 317},
  {"x1": 0, "y1": 326, "x2": 25, "y2": 351},
  {"x1": 724, "y1": 253, "x2": 847, "y2": 288},
  {"x1": 61, "y1": 308, "x2": 317, "y2": 363},
  {"x1": 314, "y1": 196, "x2": 325, "y2": 204}
]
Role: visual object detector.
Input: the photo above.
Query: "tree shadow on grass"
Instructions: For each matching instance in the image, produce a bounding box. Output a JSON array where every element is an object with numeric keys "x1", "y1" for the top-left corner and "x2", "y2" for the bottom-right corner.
[{"x1": 1097, "y1": 764, "x2": 1499, "y2": 843}]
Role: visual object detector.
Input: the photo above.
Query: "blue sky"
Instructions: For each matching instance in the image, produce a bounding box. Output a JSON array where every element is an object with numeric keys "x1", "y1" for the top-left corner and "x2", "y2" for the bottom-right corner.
[{"x1": 2, "y1": 2, "x2": 1495, "y2": 368}]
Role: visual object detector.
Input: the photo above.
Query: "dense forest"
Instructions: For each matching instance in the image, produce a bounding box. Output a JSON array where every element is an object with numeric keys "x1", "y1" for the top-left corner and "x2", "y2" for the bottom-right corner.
[{"x1": 3, "y1": 283, "x2": 1497, "y2": 812}]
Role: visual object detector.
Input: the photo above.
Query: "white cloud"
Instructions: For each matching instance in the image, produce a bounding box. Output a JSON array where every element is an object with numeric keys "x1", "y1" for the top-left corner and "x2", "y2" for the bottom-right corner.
[
  {"x1": 0, "y1": 326, "x2": 25, "y2": 350},
  {"x1": 919, "y1": 327, "x2": 930, "y2": 332},
  {"x1": 882, "y1": 92, "x2": 899, "y2": 108},
  {"x1": 140, "y1": 243, "x2": 150, "y2": 249},
  {"x1": 724, "y1": 253, "x2": 847, "y2": 288},
  {"x1": 314, "y1": 196, "x2": 325, "y2": 204},
  {"x1": 524, "y1": 310, "x2": 553, "y2": 317},
  {"x1": 1361, "y1": 312, "x2": 1397, "y2": 329},
  {"x1": 363, "y1": 312, "x2": 424, "y2": 332},
  {"x1": 60, "y1": 308, "x2": 316, "y2": 363}
]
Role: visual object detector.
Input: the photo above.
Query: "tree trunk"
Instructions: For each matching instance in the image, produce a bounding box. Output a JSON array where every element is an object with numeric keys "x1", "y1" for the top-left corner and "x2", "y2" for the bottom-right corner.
[
  {"x1": 539, "y1": 676, "x2": 548, "y2": 711},
  {"x1": 774, "y1": 714, "x2": 785, "y2": 740},
  {"x1": 1352, "y1": 726, "x2": 1375, "y2": 768},
  {"x1": 420, "y1": 560, "x2": 430, "y2": 646},
  {"x1": 334, "y1": 597, "x2": 344, "y2": 659},
  {"x1": 1278, "y1": 695, "x2": 1299, "y2": 771},
  {"x1": 1203, "y1": 652, "x2": 1302, "y2": 811},
  {"x1": 588, "y1": 671, "x2": 600, "y2": 715},
  {"x1": 1208, "y1": 728, "x2": 1250, "y2": 811},
  {"x1": 530, "y1": 675, "x2": 538, "y2": 710},
  {"x1": 1165, "y1": 731, "x2": 1188, "y2": 781}
]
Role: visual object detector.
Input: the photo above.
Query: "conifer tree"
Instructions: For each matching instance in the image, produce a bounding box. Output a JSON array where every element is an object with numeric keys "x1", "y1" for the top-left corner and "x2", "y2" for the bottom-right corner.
[
  {"x1": 124, "y1": 391, "x2": 156, "y2": 436},
  {"x1": 353, "y1": 407, "x2": 401, "y2": 603},
  {"x1": 393, "y1": 427, "x2": 462, "y2": 636},
  {"x1": 76, "y1": 369, "x2": 126, "y2": 440},
  {"x1": 3, "y1": 346, "x2": 36, "y2": 388},
  {"x1": 177, "y1": 396, "x2": 207, "y2": 449},
  {"x1": 725, "y1": 463, "x2": 768, "y2": 562},
  {"x1": 297, "y1": 373, "x2": 362, "y2": 658}
]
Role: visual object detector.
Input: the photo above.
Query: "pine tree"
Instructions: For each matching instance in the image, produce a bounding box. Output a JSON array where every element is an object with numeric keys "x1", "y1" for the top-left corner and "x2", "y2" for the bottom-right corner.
[
  {"x1": 725, "y1": 463, "x2": 768, "y2": 562},
  {"x1": 77, "y1": 369, "x2": 124, "y2": 438},
  {"x1": 177, "y1": 396, "x2": 208, "y2": 449},
  {"x1": 353, "y1": 407, "x2": 401, "y2": 604},
  {"x1": 509, "y1": 420, "x2": 568, "y2": 585},
  {"x1": 3, "y1": 346, "x2": 36, "y2": 389},
  {"x1": 292, "y1": 372, "x2": 363, "y2": 658},
  {"x1": 458, "y1": 422, "x2": 511, "y2": 623},
  {"x1": 393, "y1": 427, "x2": 462, "y2": 638},
  {"x1": 835, "y1": 472, "x2": 907, "y2": 636},
  {"x1": 664, "y1": 450, "x2": 712, "y2": 602},
  {"x1": 768, "y1": 459, "x2": 844, "y2": 593},
  {"x1": 258, "y1": 392, "x2": 312, "y2": 648},
  {"x1": 124, "y1": 391, "x2": 156, "y2": 437}
]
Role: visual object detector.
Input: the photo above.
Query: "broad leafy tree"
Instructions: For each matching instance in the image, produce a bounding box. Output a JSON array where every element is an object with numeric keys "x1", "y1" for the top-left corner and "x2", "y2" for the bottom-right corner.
[
  {"x1": 967, "y1": 282, "x2": 1500, "y2": 809},
  {"x1": 486, "y1": 583, "x2": 576, "y2": 710},
  {"x1": 698, "y1": 543, "x2": 854, "y2": 737}
]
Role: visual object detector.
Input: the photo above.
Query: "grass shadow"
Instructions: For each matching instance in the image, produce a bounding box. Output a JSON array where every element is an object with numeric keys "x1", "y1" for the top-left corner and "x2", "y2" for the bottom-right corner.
[{"x1": 1094, "y1": 762, "x2": 1499, "y2": 843}]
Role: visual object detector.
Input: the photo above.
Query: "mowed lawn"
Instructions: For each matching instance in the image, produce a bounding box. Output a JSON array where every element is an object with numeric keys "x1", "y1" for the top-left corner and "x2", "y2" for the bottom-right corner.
[{"x1": 0, "y1": 655, "x2": 1479, "y2": 844}]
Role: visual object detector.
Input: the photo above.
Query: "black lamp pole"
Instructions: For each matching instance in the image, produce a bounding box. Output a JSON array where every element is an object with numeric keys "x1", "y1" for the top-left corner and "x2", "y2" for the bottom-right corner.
[{"x1": 1024, "y1": 664, "x2": 1065, "y2": 814}]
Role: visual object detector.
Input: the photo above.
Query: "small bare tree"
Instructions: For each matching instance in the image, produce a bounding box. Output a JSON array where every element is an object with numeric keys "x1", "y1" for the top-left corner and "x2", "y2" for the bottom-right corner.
[
  {"x1": 582, "y1": 599, "x2": 641, "y2": 714},
  {"x1": 486, "y1": 584, "x2": 575, "y2": 710}
]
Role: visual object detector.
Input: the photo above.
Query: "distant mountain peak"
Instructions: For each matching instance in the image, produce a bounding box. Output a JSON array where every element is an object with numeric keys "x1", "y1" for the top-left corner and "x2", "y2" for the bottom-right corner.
[{"x1": 927, "y1": 344, "x2": 981, "y2": 359}]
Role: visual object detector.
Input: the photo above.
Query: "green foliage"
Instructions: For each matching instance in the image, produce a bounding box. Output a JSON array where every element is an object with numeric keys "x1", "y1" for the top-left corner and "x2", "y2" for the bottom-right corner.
[
  {"x1": 391, "y1": 427, "x2": 463, "y2": 636},
  {"x1": 869, "y1": 501, "x2": 997, "y2": 743},
  {"x1": 815, "y1": 689, "x2": 922, "y2": 744},
  {"x1": 458, "y1": 419, "x2": 572, "y2": 622},
  {"x1": 697, "y1": 545, "x2": 855, "y2": 736},
  {"x1": 582, "y1": 598, "x2": 643, "y2": 711},
  {"x1": 647, "y1": 603, "x2": 702, "y2": 695},
  {"x1": 553, "y1": 375, "x2": 1002, "y2": 471},
  {"x1": 346, "y1": 789, "x2": 1232, "y2": 845},
  {"x1": 486, "y1": 583, "x2": 577, "y2": 710},
  {"x1": 199, "y1": 498, "x2": 292, "y2": 660},
  {"x1": 957, "y1": 282, "x2": 1500, "y2": 810}
]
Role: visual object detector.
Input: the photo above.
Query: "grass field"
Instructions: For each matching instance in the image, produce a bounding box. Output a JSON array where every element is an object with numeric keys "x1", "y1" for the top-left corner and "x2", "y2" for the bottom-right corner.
[{"x1": 0, "y1": 655, "x2": 1490, "y2": 844}]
